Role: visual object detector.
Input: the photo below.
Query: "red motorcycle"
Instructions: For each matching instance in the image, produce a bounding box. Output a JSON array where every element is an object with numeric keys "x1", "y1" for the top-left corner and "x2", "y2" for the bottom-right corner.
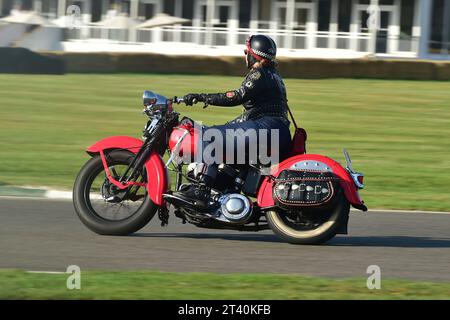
[{"x1": 73, "y1": 90, "x2": 367, "y2": 245}]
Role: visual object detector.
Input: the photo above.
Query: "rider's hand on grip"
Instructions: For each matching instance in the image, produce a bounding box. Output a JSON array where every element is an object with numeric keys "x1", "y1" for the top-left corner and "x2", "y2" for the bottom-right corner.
[{"x1": 183, "y1": 93, "x2": 201, "y2": 106}]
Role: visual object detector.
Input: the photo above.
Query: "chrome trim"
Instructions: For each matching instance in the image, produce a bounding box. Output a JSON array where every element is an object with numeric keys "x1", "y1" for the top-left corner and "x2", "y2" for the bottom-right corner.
[
  {"x1": 217, "y1": 193, "x2": 252, "y2": 223},
  {"x1": 145, "y1": 117, "x2": 160, "y2": 135},
  {"x1": 350, "y1": 172, "x2": 365, "y2": 189},
  {"x1": 186, "y1": 162, "x2": 205, "y2": 180},
  {"x1": 225, "y1": 198, "x2": 245, "y2": 214},
  {"x1": 343, "y1": 148, "x2": 364, "y2": 189},
  {"x1": 165, "y1": 128, "x2": 189, "y2": 167},
  {"x1": 143, "y1": 90, "x2": 168, "y2": 107},
  {"x1": 289, "y1": 160, "x2": 332, "y2": 172},
  {"x1": 343, "y1": 148, "x2": 354, "y2": 172}
]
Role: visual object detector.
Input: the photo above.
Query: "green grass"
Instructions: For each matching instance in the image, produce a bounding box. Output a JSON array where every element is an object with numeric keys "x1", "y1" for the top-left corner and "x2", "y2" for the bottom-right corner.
[
  {"x1": 0, "y1": 74, "x2": 449, "y2": 211},
  {"x1": 1, "y1": 269, "x2": 448, "y2": 300}
]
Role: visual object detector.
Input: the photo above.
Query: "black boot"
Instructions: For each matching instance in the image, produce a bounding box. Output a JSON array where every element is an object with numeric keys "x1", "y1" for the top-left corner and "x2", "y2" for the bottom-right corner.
[
  {"x1": 171, "y1": 164, "x2": 218, "y2": 210},
  {"x1": 172, "y1": 183, "x2": 212, "y2": 210}
]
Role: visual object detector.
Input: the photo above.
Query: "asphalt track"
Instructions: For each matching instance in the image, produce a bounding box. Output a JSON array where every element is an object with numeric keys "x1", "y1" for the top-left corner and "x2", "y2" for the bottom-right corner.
[{"x1": 1, "y1": 197, "x2": 449, "y2": 281}]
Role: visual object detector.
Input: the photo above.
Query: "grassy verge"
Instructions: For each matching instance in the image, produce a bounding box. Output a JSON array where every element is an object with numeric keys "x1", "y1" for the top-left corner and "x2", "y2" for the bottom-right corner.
[
  {"x1": 0, "y1": 74, "x2": 449, "y2": 210},
  {"x1": 1, "y1": 269, "x2": 449, "y2": 300}
]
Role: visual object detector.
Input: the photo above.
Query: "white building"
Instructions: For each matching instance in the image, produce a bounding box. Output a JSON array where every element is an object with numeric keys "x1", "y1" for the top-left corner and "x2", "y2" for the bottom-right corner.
[{"x1": 0, "y1": 0, "x2": 449, "y2": 60}]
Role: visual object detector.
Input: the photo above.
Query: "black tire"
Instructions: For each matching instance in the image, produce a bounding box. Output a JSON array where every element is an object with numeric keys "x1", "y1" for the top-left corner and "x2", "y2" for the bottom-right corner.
[
  {"x1": 73, "y1": 150, "x2": 158, "y2": 236},
  {"x1": 266, "y1": 191, "x2": 350, "y2": 245}
]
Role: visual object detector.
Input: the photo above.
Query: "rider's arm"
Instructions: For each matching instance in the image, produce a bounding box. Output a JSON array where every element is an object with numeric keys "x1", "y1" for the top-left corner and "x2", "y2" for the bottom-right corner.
[{"x1": 201, "y1": 69, "x2": 264, "y2": 107}]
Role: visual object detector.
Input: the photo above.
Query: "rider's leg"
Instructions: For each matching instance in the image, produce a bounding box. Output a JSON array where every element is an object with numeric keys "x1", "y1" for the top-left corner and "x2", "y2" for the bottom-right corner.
[
  {"x1": 172, "y1": 118, "x2": 290, "y2": 208},
  {"x1": 171, "y1": 121, "x2": 249, "y2": 208},
  {"x1": 171, "y1": 165, "x2": 217, "y2": 209},
  {"x1": 195, "y1": 119, "x2": 259, "y2": 187}
]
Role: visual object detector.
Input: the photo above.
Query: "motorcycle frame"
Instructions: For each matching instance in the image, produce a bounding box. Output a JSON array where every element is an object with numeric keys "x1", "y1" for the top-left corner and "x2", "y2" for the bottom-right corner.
[
  {"x1": 86, "y1": 135, "x2": 366, "y2": 212},
  {"x1": 85, "y1": 104, "x2": 365, "y2": 212}
]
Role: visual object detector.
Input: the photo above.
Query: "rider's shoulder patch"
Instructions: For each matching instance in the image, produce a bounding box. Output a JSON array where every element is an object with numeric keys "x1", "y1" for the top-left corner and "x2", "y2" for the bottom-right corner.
[
  {"x1": 226, "y1": 91, "x2": 236, "y2": 98},
  {"x1": 249, "y1": 70, "x2": 262, "y2": 80}
]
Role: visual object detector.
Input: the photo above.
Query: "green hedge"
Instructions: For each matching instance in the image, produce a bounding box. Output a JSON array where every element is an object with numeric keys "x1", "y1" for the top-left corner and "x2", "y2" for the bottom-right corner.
[
  {"x1": 0, "y1": 48, "x2": 65, "y2": 74},
  {"x1": 37, "y1": 51, "x2": 450, "y2": 80}
]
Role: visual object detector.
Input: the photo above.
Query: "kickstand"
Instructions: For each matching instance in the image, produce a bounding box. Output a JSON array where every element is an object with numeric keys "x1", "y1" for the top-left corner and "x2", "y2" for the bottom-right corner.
[{"x1": 158, "y1": 205, "x2": 169, "y2": 227}]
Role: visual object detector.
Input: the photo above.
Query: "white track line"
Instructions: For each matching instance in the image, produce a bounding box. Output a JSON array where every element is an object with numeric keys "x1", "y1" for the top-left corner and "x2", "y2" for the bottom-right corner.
[
  {"x1": 27, "y1": 271, "x2": 66, "y2": 274},
  {"x1": 45, "y1": 190, "x2": 73, "y2": 199},
  {"x1": 351, "y1": 209, "x2": 450, "y2": 215},
  {"x1": 0, "y1": 195, "x2": 72, "y2": 201}
]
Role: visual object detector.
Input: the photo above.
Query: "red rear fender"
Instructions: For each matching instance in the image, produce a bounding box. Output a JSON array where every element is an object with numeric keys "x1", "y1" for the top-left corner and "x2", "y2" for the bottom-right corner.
[{"x1": 257, "y1": 154, "x2": 366, "y2": 210}]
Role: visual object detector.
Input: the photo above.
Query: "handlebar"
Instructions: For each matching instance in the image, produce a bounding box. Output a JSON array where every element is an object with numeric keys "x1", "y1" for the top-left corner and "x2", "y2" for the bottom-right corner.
[
  {"x1": 174, "y1": 97, "x2": 196, "y2": 104},
  {"x1": 173, "y1": 96, "x2": 204, "y2": 107}
]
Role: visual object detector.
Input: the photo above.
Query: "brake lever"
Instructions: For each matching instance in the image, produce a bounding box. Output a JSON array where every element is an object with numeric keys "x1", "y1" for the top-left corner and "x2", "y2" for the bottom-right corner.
[{"x1": 173, "y1": 96, "x2": 183, "y2": 104}]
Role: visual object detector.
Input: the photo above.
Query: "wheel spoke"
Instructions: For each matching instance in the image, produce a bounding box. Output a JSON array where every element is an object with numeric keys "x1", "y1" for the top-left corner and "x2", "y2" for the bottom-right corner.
[
  {"x1": 110, "y1": 166, "x2": 119, "y2": 179},
  {"x1": 87, "y1": 162, "x2": 146, "y2": 221}
]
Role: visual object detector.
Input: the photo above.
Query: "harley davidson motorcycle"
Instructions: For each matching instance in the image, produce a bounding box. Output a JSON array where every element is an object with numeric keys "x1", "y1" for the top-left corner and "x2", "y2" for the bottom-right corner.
[{"x1": 73, "y1": 90, "x2": 367, "y2": 245}]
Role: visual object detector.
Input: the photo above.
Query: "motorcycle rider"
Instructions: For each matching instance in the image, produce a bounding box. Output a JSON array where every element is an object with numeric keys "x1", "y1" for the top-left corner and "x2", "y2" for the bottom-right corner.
[{"x1": 173, "y1": 34, "x2": 292, "y2": 208}]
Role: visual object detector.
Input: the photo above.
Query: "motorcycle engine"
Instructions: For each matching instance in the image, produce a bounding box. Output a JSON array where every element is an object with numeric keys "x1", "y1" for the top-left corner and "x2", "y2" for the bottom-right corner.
[
  {"x1": 186, "y1": 163, "x2": 239, "y2": 192},
  {"x1": 186, "y1": 162, "x2": 205, "y2": 181},
  {"x1": 214, "y1": 193, "x2": 252, "y2": 224},
  {"x1": 185, "y1": 163, "x2": 252, "y2": 223}
]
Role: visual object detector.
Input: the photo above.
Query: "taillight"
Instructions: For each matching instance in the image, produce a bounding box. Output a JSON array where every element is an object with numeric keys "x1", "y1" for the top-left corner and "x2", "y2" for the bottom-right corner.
[
  {"x1": 343, "y1": 149, "x2": 364, "y2": 189},
  {"x1": 357, "y1": 175, "x2": 364, "y2": 185},
  {"x1": 350, "y1": 172, "x2": 364, "y2": 189}
]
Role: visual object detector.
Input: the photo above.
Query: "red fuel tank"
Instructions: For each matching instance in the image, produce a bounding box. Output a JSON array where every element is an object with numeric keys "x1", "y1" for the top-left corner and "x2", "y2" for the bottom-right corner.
[{"x1": 168, "y1": 123, "x2": 199, "y2": 157}]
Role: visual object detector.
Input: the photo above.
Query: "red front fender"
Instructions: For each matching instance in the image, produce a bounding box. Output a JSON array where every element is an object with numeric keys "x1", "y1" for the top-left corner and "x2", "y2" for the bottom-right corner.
[
  {"x1": 87, "y1": 135, "x2": 144, "y2": 155},
  {"x1": 86, "y1": 136, "x2": 168, "y2": 206},
  {"x1": 257, "y1": 154, "x2": 366, "y2": 210}
]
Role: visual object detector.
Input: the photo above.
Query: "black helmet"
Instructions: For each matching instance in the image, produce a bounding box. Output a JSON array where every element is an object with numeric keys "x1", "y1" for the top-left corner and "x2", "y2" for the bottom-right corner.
[{"x1": 245, "y1": 34, "x2": 277, "y2": 62}]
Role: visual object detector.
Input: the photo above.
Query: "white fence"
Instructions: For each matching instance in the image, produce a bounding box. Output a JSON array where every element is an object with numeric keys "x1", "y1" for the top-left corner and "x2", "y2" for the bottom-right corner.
[{"x1": 64, "y1": 25, "x2": 418, "y2": 57}]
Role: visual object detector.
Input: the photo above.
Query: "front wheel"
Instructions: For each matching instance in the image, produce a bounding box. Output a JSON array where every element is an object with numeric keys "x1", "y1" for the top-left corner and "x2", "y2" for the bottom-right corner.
[
  {"x1": 73, "y1": 150, "x2": 158, "y2": 235},
  {"x1": 266, "y1": 190, "x2": 350, "y2": 245}
]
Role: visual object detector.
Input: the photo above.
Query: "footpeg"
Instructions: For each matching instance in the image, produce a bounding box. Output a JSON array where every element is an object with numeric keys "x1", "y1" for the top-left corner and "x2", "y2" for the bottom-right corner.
[{"x1": 105, "y1": 195, "x2": 121, "y2": 203}]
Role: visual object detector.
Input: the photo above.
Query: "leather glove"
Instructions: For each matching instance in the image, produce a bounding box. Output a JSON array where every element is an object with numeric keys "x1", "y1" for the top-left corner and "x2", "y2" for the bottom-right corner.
[{"x1": 183, "y1": 93, "x2": 206, "y2": 106}]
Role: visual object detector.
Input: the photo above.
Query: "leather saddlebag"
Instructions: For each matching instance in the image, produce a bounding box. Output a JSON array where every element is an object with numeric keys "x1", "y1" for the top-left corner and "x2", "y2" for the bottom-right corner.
[{"x1": 273, "y1": 170, "x2": 339, "y2": 208}]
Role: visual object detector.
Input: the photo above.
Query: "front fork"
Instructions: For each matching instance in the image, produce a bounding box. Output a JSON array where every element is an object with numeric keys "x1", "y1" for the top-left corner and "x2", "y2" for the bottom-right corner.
[
  {"x1": 99, "y1": 130, "x2": 171, "y2": 205},
  {"x1": 99, "y1": 149, "x2": 147, "y2": 191}
]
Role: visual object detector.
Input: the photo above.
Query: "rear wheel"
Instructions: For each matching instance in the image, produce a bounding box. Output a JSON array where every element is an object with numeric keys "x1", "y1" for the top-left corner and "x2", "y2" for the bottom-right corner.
[
  {"x1": 266, "y1": 190, "x2": 350, "y2": 245},
  {"x1": 73, "y1": 150, "x2": 158, "y2": 235}
]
